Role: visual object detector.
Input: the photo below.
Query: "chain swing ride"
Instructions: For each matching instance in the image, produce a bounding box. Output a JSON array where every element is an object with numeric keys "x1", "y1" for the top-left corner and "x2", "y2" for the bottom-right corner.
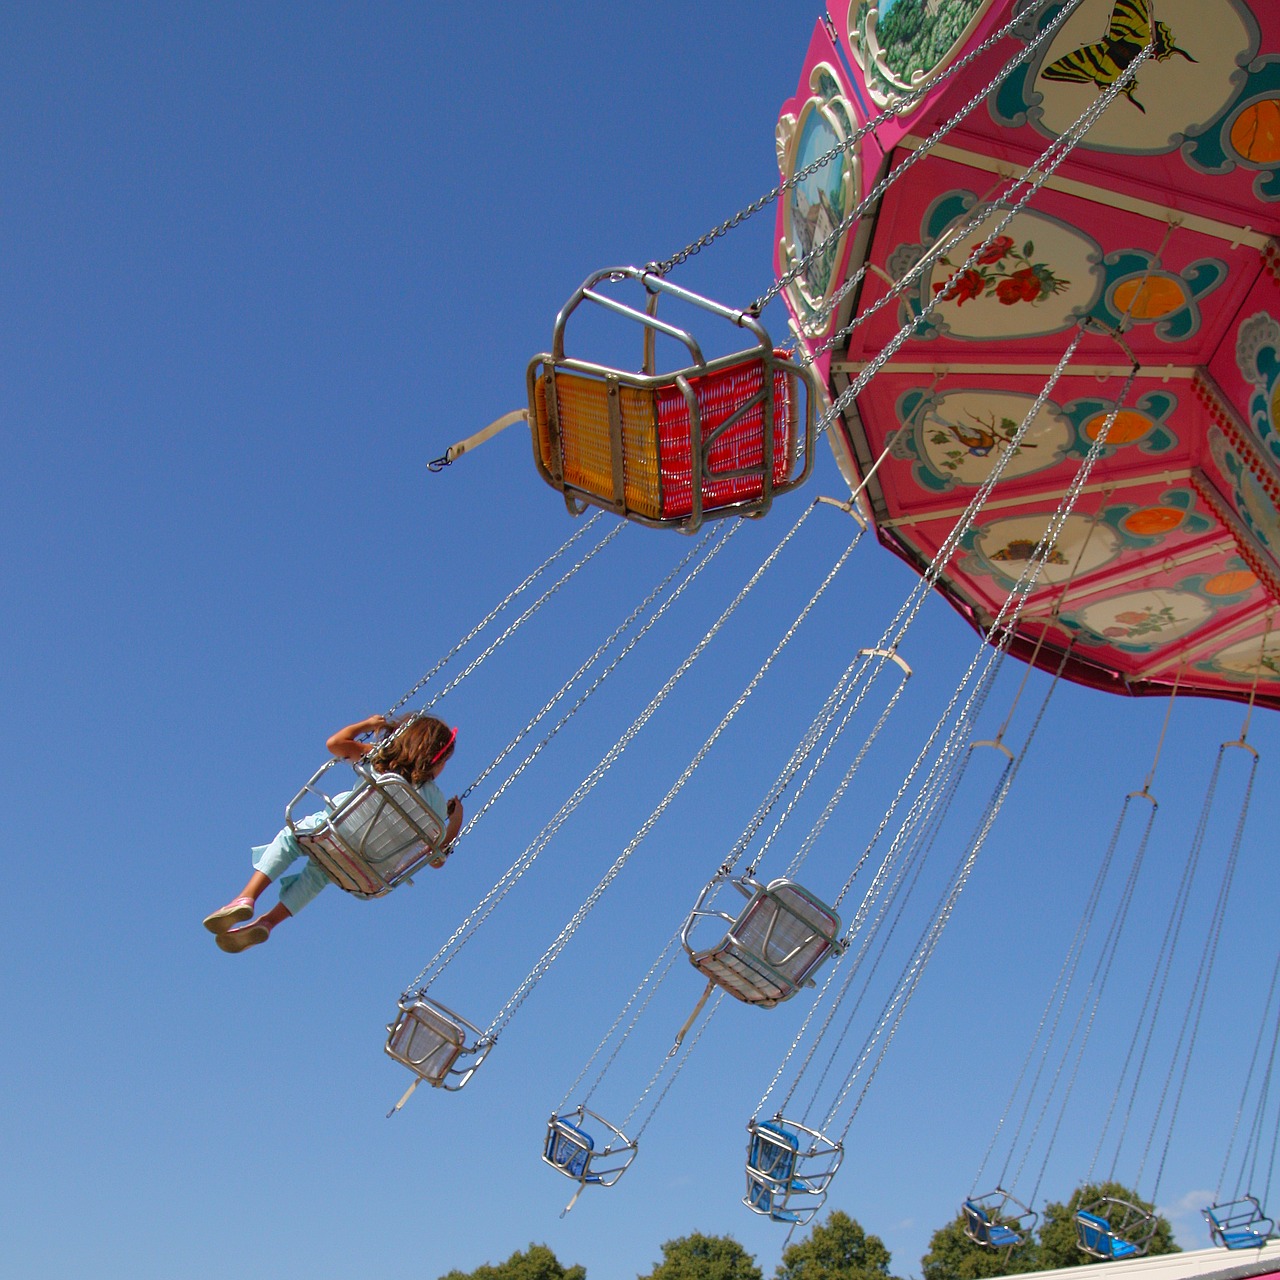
[{"x1": 264, "y1": 0, "x2": 1280, "y2": 1245}]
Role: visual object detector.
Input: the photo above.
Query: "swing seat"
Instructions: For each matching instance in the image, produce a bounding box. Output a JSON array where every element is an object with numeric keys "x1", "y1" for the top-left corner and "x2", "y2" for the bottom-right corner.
[
  {"x1": 682, "y1": 877, "x2": 843, "y2": 1008},
  {"x1": 742, "y1": 1116, "x2": 842, "y2": 1225},
  {"x1": 288, "y1": 759, "x2": 449, "y2": 899},
  {"x1": 384, "y1": 991, "x2": 491, "y2": 1092},
  {"x1": 529, "y1": 266, "x2": 815, "y2": 533},
  {"x1": 542, "y1": 1106, "x2": 637, "y2": 1190},
  {"x1": 963, "y1": 1189, "x2": 1037, "y2": 1249},
  {"x1": 1203, "y1": 1197, "x2": 1274, "y2": 1249},
  {"x1": 1075, "y1": 1198, "x2": 1156, "y2": 1260}
]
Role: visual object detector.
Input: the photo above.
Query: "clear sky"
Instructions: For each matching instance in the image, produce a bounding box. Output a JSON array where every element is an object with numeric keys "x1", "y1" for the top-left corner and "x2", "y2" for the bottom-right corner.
[{"x1": 5, "y1": 4, "x2": 1279, "y2": 1279}]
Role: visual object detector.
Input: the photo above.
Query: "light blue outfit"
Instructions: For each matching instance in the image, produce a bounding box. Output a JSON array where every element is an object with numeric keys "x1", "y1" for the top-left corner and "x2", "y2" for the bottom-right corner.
[{"x1": 253, "y1": 777, "x2": 448, "y2": 914}]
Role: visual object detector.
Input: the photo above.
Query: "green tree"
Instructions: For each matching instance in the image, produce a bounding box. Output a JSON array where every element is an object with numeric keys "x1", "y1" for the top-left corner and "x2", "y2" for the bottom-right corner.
[
  {"x1": 921, "y1": 1210, "x2": 1040, "y2": 1280},
  {"x1": 638, "y1": 1232, "x2": 763, "y2": 1280},
  {"x1": 776, "y1": 1210, "x2": 902, "y2": 1280},
  {"x1": 439, "y1": 1242, "x2": 586, "y2": 1280},
  {"x1": 1037, "y1": 1182, "x2": 1179, "y2": 1269}
]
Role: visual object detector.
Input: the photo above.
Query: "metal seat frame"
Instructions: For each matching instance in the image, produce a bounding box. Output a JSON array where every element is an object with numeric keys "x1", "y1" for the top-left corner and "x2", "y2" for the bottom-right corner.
[
  {"x1": 528, "y1": 266, "x2": 816, "y2": 533},
  {"x1": 287, "y1": 758, "x2": 448, "y2": 899},
  {"x1": 1075, "y1": 1197, "x2": 1158, "y2": 1260},
  {"x1": 682, "y1": 875, "x2": 844, "y2": 1008},
  {"x1": 542, "y1": 1105, "x2": 638, "y2": 1213},
  {"x1": 963, "y1": 1188, "x2": 1038, "y2": 1250},
  {"x1": 742, "y1": 1116, "x2": 843, "y2": 1225},
  {"x1": 1203, "y1": 1196, "x2": 1275, "y2": 1250},
  {"x1": 384, "y1": 990, "x2": 492, "y2": 1094}
]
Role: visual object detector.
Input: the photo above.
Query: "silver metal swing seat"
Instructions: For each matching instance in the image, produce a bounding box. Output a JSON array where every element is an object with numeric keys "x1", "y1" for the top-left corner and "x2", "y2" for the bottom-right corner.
[
  {"x1": 1203, "y1": 1196, "x2": 1275, "y2": 1249},
  {"x1": 963, "y1": 1188, "x2": 1038, "y2": 1250},
  {"x1": 384, "y1": 990, "x2": 492, "y2": 1095},
  {"x1": 529, "y1": 266, "x2": 816, "y2": 534},
  {"x1": 742, "y1": 1116, "x2": 842, "y2": 1225},
  {"x1": 286, "y1": 759, "x2": 449, "y2": 899},
  {"x1": 682, "y1": 876, "x2": 844, "y2": 1008},
  {"x1": 542, "y1": 1106, "x2": 638, "y2": 1214},
  {"x1": 1075, "y1": 1197, "x2": 1158, "y2": 1260}
]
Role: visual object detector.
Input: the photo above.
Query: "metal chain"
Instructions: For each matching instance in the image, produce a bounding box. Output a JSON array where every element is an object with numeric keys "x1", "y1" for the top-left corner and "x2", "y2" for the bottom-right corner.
[
  {"x1": 560, "y1": 938, "x2": 683, "y2": 1113},
  {"x1": 782, "y1": 669, "x2": 912, "y2": 880},
  {"x1": 385, "y1": 511, "x2": 605, "y2": 718},
  {"x1": 460, "y1": 527, "x2": 716, "y2": 804},
  {"x1": 1146, "y1": 748, "x2": 1258, "y2": 1201},
  {"x1": 419, "y1": 522, "x2": 625, "y2": 714},
  {"x1": 1100, "y1": 750, "x2": 1226, "y2": 1180},
  {"x1": 759, "y1": 341, "x2": 1138, "y2": 1123},
  {"x1": 546, "y1": 508, "x2": 865, "y2": 1119},
  {"x1": 1218, "y1": 948, "x2": 1280, "y2": 1199},
  {"x1": 756, "y1": 0, "x2": 1088, "y2": 319},
  {"x1": 629, "y1": 990, "x2": 724, "y2": 1141},
  {"x1": 647, "y1": 0, "x2": 1085, "y2": 288},
  {"x1": 484, "y1": 502, "x2": 820, "y2": 1038},
  {"x1": 397, "y1": 521, "x2": 738, "y2": 997},
  {"x1": 1024, "y1": 797, "x2": 1158, "y2": 1206},
  {"x1": 804, "y1": 31, "x2": 1150, "y2": 416},
  {"x1": 827, "y1": 648, "x2": 1064, "y2": 1142},
  {"x1": 978, "y1": 790, "x2": 1146, "y2": 1193}
]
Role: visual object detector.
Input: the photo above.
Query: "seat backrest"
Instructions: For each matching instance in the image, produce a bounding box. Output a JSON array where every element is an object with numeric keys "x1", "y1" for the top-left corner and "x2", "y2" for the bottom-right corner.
[
  {"x1": 964, "y1": 1201, "x2": 992, "y2": 1244},
  {"x1": 385, "y1": 1000, "x2": 465, "y2": 1084},
  {"x1": 748, "y1": 1122, "x2": 799, "y2": 1183},
  {"x1": 545, "y1": 1119, "x2": 596, "y2": 1181},
  {"x1": 730, "y1": 881, "x2": 840, "y2": 984},
  {"x1": 300, "y1": 772, "x2": 445, "y2": 896}
]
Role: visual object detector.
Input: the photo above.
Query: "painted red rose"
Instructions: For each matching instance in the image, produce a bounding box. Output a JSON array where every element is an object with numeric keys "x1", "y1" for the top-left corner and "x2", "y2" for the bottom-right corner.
[
  {"x1": 934, "y1": 267, "x2": 984, "y2": 306},
  {"x1": 996, "y1": 267, "x2": 1043, "y2": 305},
  {"x1": 975, "y1": 235, "x2": 1014, "y2": 265}
]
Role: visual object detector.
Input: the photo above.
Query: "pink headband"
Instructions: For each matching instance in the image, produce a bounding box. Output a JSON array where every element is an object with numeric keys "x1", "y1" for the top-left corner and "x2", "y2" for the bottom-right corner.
[{"x1": 429, "y1": 726, "x2": 458, "y2": 767}]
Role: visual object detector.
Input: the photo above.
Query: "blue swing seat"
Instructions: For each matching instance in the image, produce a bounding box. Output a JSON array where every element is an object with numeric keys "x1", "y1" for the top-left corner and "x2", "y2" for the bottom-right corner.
[
  {"x1": 541, "y1": 1105, "x2": 638, "y2": 1214},
  {"x1": 545, "y1": 1118, "x2": 600, "y2": 1183},
  {"x1": 1203, "y1": 1197, "x2": 1275, "y2": 1250},
  {"x1": 742, "y1": 1116, "x2": 842, "y2": 1226},
  {"x1": 1076, "y1": 1210, "x2": 1140, "y2": 1259},
  {"x1": 962, "y1": 1187, "x2": 1036, "y2": 1250}
]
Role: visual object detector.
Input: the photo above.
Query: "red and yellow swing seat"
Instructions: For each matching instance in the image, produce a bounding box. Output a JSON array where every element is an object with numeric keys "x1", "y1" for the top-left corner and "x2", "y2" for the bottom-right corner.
[{"x1": 529, "y1": 267, "x2": 816, "y2": 532}]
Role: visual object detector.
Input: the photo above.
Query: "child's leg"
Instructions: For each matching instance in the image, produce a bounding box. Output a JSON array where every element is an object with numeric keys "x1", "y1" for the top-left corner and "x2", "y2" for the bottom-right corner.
[
  {"x1": 204, "y1": 829, "x2": 305, "y2": 933},
  {"x1": 215, "y1": 859, "x2": 329, "y2": 954}
]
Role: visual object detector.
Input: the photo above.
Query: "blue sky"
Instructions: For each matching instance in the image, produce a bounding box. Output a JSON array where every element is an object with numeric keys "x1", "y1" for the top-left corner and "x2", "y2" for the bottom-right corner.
[{"x1": 5, "y1": 4, "x2": 1280, "y2": 1279}]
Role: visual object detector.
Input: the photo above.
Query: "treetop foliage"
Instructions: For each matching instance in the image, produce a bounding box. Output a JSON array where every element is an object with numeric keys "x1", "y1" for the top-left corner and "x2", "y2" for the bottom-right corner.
[{"x1": 438, "y1": 1242, "x2": 586, "y2": 1280}]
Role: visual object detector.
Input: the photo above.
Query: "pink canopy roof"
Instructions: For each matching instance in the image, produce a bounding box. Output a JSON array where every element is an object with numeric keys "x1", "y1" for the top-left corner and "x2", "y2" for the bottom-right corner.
[{"x1": 775, "y1": 0, "x2": 1280, "y2": 708}]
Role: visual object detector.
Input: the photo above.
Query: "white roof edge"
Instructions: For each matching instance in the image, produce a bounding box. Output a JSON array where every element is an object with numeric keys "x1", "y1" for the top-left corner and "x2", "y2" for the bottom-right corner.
[{"x1": 989, "y1": 1242, "x2": 1280, "y2": 1280}]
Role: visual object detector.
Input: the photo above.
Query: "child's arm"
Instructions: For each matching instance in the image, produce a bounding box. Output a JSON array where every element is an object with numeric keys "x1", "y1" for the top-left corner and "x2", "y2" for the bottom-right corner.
[
  {"x1": 327, "y1": 715, "x2": 391, "y2": 761},
  {"x1": 442, "y1": 796, "x2": 463, "y2": 849}
]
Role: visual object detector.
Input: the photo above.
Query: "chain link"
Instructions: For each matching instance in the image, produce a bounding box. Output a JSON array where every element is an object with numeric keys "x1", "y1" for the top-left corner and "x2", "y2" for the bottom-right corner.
[
  {"x1": 648, "y1": 0, "x2": 1086, "y2": 290},
  {"x1": 385, "y1": 512, "x2": 605, "y2": 719},
  {"x1": 756, "y1": 0, "x2": 1087, "y2": 319},
  {"x1": 397, "y1": 522, "x2": 737, "y2": 997}
]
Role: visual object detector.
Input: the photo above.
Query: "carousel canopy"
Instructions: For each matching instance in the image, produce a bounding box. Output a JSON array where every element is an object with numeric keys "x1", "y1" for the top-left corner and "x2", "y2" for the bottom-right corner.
[{"x1": 775, "y1": 0, "x2": 1280, "y2": 708}]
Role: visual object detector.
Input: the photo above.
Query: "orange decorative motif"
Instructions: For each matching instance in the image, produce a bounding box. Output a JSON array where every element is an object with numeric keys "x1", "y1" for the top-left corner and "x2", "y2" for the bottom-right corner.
[
  {"x1": 1110, "y1": 274, "x2": 1190, "y2": 321},
  {"x1": 1122, "y1": 506, "x2": 1185, "y2": 536},
  {"x1": 1230, "y1": 99, "x2": 1280, "y2": 165},
  {"x1": 1204, "y1": 569, "x2": 1259, "y2": 596},
  {"x1": 1084, "y1": 409, "x2": 1152, "y2": 444}
]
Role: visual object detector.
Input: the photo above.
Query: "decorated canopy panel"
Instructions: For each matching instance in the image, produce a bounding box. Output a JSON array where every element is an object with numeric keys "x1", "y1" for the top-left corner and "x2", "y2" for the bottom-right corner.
[{"x1": 776, "y1": 0, "x2": 1280, "y2": 707}]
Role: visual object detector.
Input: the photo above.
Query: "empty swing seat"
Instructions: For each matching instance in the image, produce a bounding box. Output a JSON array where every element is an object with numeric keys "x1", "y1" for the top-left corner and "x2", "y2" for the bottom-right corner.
[
  {"x1": 1075, "y1": 1198, "x2": 1156, "y2": 1260},
  {"x1": 963, "y1": 1189, "x2": 1037, "y2": 1249},
  {"x1": 529, "y1": 266, "x2": 815, "y2": 533},
  {"x1": 384, "y1": 991, "x2": 491, "y2": 1092},
  {"x1": 1203, "y1": 1197, "x2": 1275, "y2": 1249},
  {"x1": 287, "y1": 760, "x2": 449, "y2": 899},
  {"x1": 683, "y1": 877, "x2": 843, "y2": 1008},
  {"x1": 743, "y1": 1116, "x2": 842, "y2": 1225},
  {"x1": 542, "y1": 1106, "x2": 637, "y2": 1190}
]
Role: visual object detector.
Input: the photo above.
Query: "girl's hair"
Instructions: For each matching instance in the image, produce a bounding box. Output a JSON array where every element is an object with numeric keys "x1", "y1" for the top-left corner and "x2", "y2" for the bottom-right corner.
[{"x1": 369, "y1": 715, "x2": 456, "y2": 785}]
